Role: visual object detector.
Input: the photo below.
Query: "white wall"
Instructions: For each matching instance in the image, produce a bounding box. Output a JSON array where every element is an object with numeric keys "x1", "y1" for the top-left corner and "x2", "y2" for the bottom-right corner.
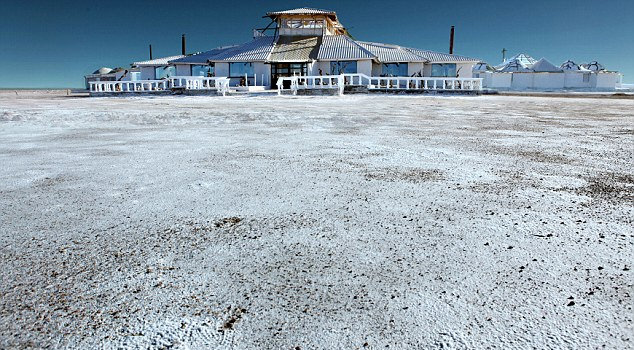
[
  {"x1": 457, "y1": 63, "x2": 474, "y2": 78},
  {"x1": 477, "y1": 72, "x2": 493, "y2": 88},
  {"x1": 483, "y1": 71, "x2": 621, "y2": 90},
  {"x1": 564, "y1": 71, "x2": 591, "y2": 89},
  {"x1": 372, "y1": 62, "x2": 382, "y2": 76},
  {"x1": 408, "y1": 62, "x2": 424, "y2": 76},
  {"x1": 510, "y1": 73, "x2": 533, "y2": 89},
  {"x1": 533, "y1": 73, "x2": 565, "y2": 89},
  {"x1": 595, "y1": 72, "x2": 621, "y2": 89},
  {"x1": 310, "y1": 61, "x2": 330, "y2": 75},
  {"x1": 489, "y1": 73, "x2": 512, "y2": 88},
  {"x1": 422, "y1": 64, "x2": 432, "y2": 77},
  {"x1": 140, "y1": 66, "x2": 155, "y2": 80},
  {"x1": 357, "y1": 60, "x2": 372, "y2": 76},
  {"x1": 175, "y1": 64, "x2": 191, "y2": 76}
]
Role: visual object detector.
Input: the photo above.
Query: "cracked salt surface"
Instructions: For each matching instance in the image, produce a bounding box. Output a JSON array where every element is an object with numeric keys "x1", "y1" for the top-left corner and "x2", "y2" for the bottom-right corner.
[{"x1": 0, "y1": 93, "x2": 632, "y2": 349}]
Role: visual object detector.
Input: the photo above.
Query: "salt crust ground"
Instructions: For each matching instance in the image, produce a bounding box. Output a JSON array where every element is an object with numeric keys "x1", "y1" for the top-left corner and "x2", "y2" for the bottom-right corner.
[{"x1": 0, "y1": 94, "x2": 632, "y2": 349}]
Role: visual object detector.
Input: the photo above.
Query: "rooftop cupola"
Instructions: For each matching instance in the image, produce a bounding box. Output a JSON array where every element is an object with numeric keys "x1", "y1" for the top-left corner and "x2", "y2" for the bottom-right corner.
[{"x1": 263, "y1": 8, "x2": 347, "y2": 37}]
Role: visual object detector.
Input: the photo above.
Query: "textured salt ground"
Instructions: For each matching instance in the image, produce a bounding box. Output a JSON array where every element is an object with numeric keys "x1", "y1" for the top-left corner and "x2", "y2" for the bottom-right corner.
[{"x1": 0, "y1": 95, "x2": 632, "y2": 349}]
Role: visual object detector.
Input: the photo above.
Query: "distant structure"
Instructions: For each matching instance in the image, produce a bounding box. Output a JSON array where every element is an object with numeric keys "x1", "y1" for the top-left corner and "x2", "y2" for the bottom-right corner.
[
  {"x1": 84, "y1": 67, "x2": 140, "y2": 90},
  {"x1": 87, "y1": 8, "x2": 484, "y2": 95},
  {"x1": 86, "y1": 8, "x2": 624, "y2": 95},
  {"x1": 473, "y1": 53, "x2": 623, "y2": 90}
]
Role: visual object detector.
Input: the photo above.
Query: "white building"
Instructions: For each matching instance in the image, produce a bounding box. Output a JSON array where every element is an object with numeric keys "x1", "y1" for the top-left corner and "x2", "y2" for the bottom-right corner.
[
  {"x1": 474, "y1": 53, "x2": 623, "y2": 90},
  {"x1": 167, "y1": 8, "x2": 480, "y2": 89},
  {"x1": 87, "y1": 8, "x2": 488, "y2": 95}
]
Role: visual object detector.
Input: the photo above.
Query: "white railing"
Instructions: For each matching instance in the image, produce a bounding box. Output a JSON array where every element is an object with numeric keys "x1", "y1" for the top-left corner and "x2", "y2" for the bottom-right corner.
[
  {"x1": 367, "y1": 76, "x2": 483, "y2": 91},
  {"x1": 276, "y1": 73, "x2": 483, "y2": 95},
  {"x1": 89, "y1": 77, "x2": 231, "y2": 95},
  {"x1": 89, "y1": 80, "x2": 170, "y2": 93},
  {"x1": 169, "y1": 76, "x2": 231, "y2": 96},
  {"x1": 277, "y1": 75, "x2": 346, "y2": 96}
]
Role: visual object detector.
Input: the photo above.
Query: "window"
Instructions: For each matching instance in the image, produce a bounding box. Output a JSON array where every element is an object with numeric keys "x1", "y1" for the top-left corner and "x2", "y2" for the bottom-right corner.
[
  {"x1": 304, "y1": 20, "x2": 324, "y2": 28},
  {"x1": 381, "y1": 63, "x2": 408, "y2": 76},
  {"x1": 330, "y1": 61, "x2": 357, "y2": 74},
  {"x1": 284, "y1": 19, "x2": 324, "y2": 29},
  {"x1": 155, "y1": 66, "x2": 176, "y2": 79},
  {"x1": 583, "y1": 73, "x2": 590, "y2": 83},
  {"x1": 229, "y1": 62, "x2": 254, "y2": 77},
  {"x1": 192, "y1": 65, "x2": 214, "y2": 77},
  {"x1": 431, "y1": 63, "x2": 457, "y2": 77}
]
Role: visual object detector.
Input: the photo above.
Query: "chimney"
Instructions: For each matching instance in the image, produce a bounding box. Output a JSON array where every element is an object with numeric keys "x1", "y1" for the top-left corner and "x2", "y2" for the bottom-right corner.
[
  {"x1": 181, "y1": 34, "x2": 186, "y2": 55},
  {"x1": 449, "y1": 26, "x2": 455, "y2": 55},
  {"x1": 149, "y1": 44, "x2": 153, "y2": 60}
]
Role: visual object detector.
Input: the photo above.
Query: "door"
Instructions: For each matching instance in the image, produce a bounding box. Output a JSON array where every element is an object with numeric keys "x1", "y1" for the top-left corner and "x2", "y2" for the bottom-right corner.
[{"x1": 271, "y1": 63, "x2": 307, "y2": 88}]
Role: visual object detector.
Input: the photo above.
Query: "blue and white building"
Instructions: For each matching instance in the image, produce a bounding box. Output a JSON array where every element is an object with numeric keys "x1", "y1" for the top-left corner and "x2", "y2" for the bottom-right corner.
[{"x1": 88, "y1": 8, "x2": 484, "y2": 95}]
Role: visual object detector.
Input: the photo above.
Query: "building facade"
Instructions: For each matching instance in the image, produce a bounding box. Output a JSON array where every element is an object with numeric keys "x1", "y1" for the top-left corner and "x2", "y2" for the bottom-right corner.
[
  {"x1": 165, "y1": 8, "x2": 479, "y2": 88},
  {"x1": 474, "y1": 54, "x2": 623, "y2": 91}
]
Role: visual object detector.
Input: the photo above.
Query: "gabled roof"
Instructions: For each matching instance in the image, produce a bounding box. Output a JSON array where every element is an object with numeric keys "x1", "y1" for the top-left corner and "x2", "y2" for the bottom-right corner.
[
  {"x1": 531, "y1": 58, "x2": 562, "y2": 72},
  {"x1": 134, "y1": 55, "x2": 185, "y2": 66},
  {"x1": 266, "y1": 8, "x2": 337, "y2": 17},
  {"x1": 210, "y1": 36, "x2": 276, "y2": 62},
  {"x1": 358, "y1": 42, "x2": 427, "y2": 62},
  {"x1": 405, "y1": 47, "x2": 479, "y2": 63},
  {"x1": 317, "y1": 35, "x2": 375, "y2": 60},
  {"x1": 170, "y1": 46, "x2": 237, "y2": 64}
]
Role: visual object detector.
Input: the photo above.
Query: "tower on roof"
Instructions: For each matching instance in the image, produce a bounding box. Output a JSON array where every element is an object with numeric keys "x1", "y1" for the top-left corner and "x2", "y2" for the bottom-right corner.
[{"x1": 264, "y1": 8, "x2": 346, "y2": 36}]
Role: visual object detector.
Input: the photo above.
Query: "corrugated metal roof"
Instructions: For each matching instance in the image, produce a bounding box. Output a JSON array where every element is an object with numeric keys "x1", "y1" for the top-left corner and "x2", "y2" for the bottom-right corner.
[
  {"x1": 266, "y1": 8, "x2": 336, "y2": 16},
  {"x1": 210, "y1": 36, "x2": 275, "y2": 62},
  {"x1": 169, "y1": 46, "x2": 236, "y2": 64},
  {"x1": 405, "y1": 48, "x2": 479, "y2": 62},
  {"x1": 357, "y1": 42, "x2": 427, "y2": 62},
  {"x1": 269, "y1": 36, "x2": 320, "y2": 62},
  {"x1": 133, "y1": 55, "x2": 185, "y2": 66},
  {"x1": 318, "y1": 35, "x2": 375, "y2": 60}
]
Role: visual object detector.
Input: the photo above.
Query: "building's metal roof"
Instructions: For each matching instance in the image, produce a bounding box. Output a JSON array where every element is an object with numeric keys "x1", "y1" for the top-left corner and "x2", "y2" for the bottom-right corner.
[
  {"x1": 269, "y1": 36, "x2": 320, "y2": 62},
  {"x1": 405, "y1": 47, "x2": 479, "y2": 62},
  {"x1": 210, "y1": 36, "x2": 276, "y2": 62},
  {"x1": 473, "y1": 62, "x2": 495, "y2": 72},
  {"x1": 495, "y1": 53, "x2": 536, "y2": 69},
  {"x1": 133, "y1": 55, "x2": 185, "y2": 66},
  {"x1": 531, "y1": 58, "x2": 562, "y2": 72},
  {"x1": 266, "y1": 8, "x2": 337, "y2": 17},
  {"x1": 170, "y1": 46, "x2": 237, "y2": 64},
  {"x1": 318, "y1": 35, "x2": 375, "y2": 60},
  {"x1": 93, "y1": 67, "x2": 114, "y2": 75},
  {"x1": 560, "y1": 60, "x2": 591, "y2": 72},
  {"x1": 497, "y1": 58, "x2": 533, "y2": 72},
  {"x1": 358, "y1": 42, "x2": 427, "y2": 62},
  {"x1": 582, "y1": 61, "x2": 605, "y2": 71}
]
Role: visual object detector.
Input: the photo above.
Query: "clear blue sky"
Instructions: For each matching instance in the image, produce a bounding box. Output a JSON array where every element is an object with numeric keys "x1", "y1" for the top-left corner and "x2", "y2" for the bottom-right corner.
[{"x1": 1, "y1": 0, "x2": 632, "y2": 88}]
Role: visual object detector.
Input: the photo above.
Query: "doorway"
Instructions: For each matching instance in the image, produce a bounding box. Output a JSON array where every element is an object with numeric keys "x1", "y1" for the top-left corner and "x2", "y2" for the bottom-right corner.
[{"x1": 271, "y1": 63, "x2": 308, "y2": 88}]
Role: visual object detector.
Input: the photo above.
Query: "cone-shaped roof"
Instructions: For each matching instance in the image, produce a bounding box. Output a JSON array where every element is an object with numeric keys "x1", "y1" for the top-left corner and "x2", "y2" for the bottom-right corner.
[{"x1": 531, "y1": 58, "x2": 563, "y2": 72}]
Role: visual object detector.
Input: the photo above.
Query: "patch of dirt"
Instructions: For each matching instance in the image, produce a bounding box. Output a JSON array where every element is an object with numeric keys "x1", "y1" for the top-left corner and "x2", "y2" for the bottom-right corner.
[
  {"x1": 576, "y1": 173, "x2": 634, "y2": 204},
  {"x1": 492, "y1": 146, "x2": 573, "y2": 165},
  {"x1": 214, "y1": 217, "x2": 242, "y2": 228},
  {"x1": 365, "y1": 168, "x2": 445, "y2": 183}
]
